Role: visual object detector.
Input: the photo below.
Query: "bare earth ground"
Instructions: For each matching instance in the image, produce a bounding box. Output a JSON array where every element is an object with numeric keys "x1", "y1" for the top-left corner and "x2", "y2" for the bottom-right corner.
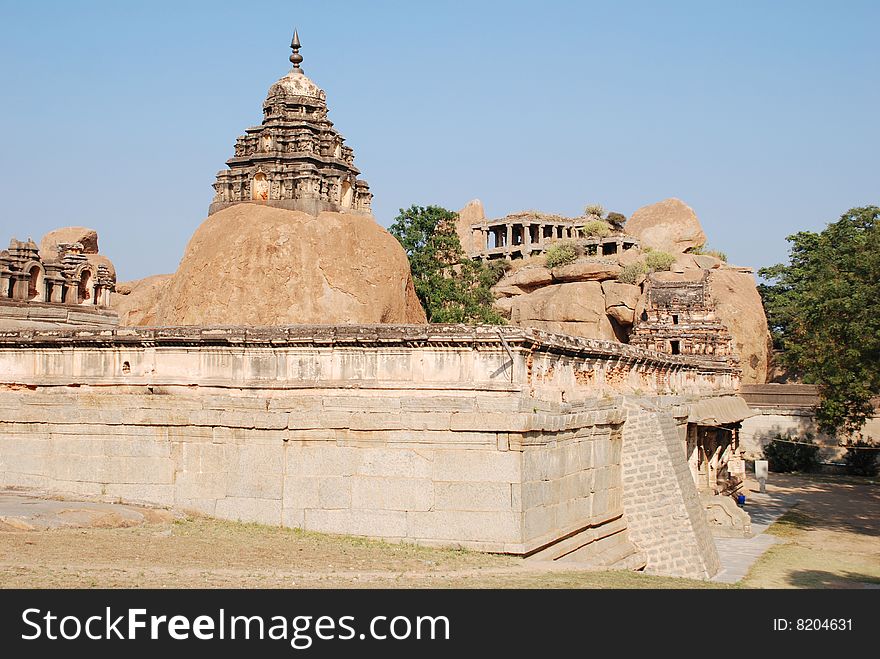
[
  {"x1": 0, "y1": 473, "x2": 875, "y2": 589},
  {"x1": 741, "y1": 473, "x2": 880, "y2": 588}
]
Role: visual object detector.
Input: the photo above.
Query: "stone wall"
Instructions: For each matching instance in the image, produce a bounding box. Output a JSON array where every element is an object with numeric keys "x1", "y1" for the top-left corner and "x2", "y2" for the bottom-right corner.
[
  {"x1": 0, "y1": 299, "x2": 118, "y2": 330},
  {"x1": 740, "y1": 384, "x2": 880, "y2": 461},
  {"x1": 621, "y1": 399, "x2": 721, "y2": 579},
  {"x1": 0, "y1": 324, "x2": 733, "y2": 577}
]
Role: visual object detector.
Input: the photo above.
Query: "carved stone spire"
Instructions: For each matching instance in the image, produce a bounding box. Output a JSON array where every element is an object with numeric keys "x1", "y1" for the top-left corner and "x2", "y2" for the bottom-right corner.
[
  {"x1": 209, "y1": 32, "x2": 373, "y2": 217},
  {"x1": 289, "y1": 29, "x2": 303, "y2": 73}
]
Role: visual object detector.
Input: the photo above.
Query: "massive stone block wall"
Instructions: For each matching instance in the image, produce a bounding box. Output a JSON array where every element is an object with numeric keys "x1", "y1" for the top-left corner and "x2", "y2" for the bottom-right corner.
[
  {"x1": 0, "y1": 385, "x2": 632, "y2": 555},
  {"x1": 621, "y1": 399, "x2": 721, "y2": 579},
  {"x1": 0, "y1": 325, "x2": 736, "y2": 577}
]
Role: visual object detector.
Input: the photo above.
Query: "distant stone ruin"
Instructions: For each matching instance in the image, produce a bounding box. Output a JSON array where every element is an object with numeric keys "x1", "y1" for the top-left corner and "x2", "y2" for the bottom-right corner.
[
  {"x1": 464, "y1": 210, "x2": 641, "y2": 262},
  {"x1": 0, "y1": 237, "x2": 117, "y2": 329}
]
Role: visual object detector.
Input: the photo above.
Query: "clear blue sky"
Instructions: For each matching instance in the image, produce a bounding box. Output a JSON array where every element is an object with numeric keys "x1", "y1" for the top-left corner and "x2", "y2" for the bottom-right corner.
[{"x1": 0, "y1": 1, "x2": 877, "y2": 281}]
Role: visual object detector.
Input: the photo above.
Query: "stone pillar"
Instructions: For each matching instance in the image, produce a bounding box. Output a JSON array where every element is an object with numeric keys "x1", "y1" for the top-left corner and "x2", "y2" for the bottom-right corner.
[
  {"x1": 50, "y1": 281, "x2": 65, "y2": 304},
  {"x1": 505, "y1": 224, "x2": 512, "y2": 251},
  {"x1": 524, "y1": 223, "x2": 531, "y2": 250},
  {"x1": 0, "y1": 272, "x2": 9, "y2": 298},
  {"x1": 63, "y1": 283, "x2": 79, "y2": 305},
  {"x1": 11, "y1": 274, "x2": 29, "y2": 301},
  {"x1": 538, "y1": 224, "x2": 545, "y2": 244}
]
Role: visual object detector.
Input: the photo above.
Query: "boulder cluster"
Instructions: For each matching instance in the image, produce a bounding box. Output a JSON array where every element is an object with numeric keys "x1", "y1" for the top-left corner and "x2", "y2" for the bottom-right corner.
[{"x1": 488, "y1": 198, "x2": 770, "y2": 383}]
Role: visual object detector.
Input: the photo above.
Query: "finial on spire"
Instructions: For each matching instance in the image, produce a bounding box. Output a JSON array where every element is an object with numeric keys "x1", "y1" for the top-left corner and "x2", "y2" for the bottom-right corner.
[{"x1": 290, "y1": 29, "x2": 303, "y2": 72}]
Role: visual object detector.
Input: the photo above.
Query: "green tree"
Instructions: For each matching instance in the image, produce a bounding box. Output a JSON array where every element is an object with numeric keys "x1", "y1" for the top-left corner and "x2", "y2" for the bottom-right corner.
[
  {"x1": 758, "y1": 206, "x2": 880, "y2": 435},
  {"x1": 389, "y1": 205, "x2": 506, "y2": 324}
]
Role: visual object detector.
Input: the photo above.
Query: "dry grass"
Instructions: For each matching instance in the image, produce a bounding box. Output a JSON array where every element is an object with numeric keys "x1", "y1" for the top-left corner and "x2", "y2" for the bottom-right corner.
[
  {"x1": 0, "y1": 514, "x2": 720, "y2": 589},
  {"x1": 742, "y1": 474, "x2": 880, "y2": 589}
]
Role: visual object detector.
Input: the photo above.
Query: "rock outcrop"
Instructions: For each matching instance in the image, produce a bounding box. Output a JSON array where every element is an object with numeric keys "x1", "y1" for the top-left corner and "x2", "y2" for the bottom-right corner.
[
  {"x1": 39, "y1": 226, "x2": 116, "y2": 279},
  {"x1": 510, "y1": 282, "x2": 618, "y2": 341},
  {"x1": 152, "y1": 204, "x2": 426, "y2": 326},
  {"x1": 708, "y1": 269, "x2": 770, "y2": 384},
  {"x1": 489, "y1": 198, "x2": 770, "y2": 382},
  {"x1": 552, "y1": 261, "x2": 622, "y2": 283},
  {"x1": 601, "y1": 281, "x2": 641, "y2": 326},
  {"x1": 40, "y1": 227, "x2": 99, "y2": 257},
  {"x1": 110, "y1": 274, "x2": 173, "y2": 326},
  {"x1": 505, "y1": 266, "x2": 554, "y2": 289},
  {"x1": 456, "y1": 199, "x2": 485, "y2": 255},
  {"x1": 626, "y1": 198, "x2": 706, "y2": 253}
]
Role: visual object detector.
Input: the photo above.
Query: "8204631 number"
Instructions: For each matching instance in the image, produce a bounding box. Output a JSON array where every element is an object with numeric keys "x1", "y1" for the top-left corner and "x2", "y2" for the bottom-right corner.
[{"x1": 773, "y1": 619, "x2": 852, "y2": 631}]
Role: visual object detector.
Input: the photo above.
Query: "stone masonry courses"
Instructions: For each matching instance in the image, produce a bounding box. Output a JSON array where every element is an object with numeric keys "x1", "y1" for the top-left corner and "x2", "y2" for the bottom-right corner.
[{"x1": 0, "y1": 324, "x2": 748, "y2": 579}]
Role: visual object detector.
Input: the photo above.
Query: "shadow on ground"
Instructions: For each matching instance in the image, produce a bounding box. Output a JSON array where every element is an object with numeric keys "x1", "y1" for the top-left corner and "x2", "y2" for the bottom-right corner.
[
  {"x1": 786, "y1": 569, "x2": 880, "y2": 589},
  {"x1": 749, "y1": 473, "x2": 880, "y2": 537}
]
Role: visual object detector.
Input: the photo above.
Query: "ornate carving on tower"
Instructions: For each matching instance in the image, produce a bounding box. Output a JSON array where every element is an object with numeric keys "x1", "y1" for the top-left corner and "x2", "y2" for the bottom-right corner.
[{"x1": 209, "y1": 30, "x2": 372, "y2": 216}]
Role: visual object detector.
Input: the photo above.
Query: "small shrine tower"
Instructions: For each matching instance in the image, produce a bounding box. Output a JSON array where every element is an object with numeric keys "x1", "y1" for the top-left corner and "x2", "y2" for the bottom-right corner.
[{"x1": 209, "y1": 31, "x2": 372, "y2": 216}]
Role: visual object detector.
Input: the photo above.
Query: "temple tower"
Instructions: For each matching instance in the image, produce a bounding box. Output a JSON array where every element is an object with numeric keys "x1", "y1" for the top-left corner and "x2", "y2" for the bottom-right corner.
[{"x1": 209, "y1": 30, "x2": 372, "y2": 216}]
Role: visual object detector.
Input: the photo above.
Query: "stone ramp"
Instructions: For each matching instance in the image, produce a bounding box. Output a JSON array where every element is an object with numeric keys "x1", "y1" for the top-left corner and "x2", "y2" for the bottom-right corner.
[{"x1": 711, "y1": 491, "x2": 800, "y2": 583}]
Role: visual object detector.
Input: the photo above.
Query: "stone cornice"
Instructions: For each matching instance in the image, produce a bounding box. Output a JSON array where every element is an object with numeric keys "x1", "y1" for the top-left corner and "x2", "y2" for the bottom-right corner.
[{"x1": 0, "y1": 324, "x2": 739, "y2": 373}]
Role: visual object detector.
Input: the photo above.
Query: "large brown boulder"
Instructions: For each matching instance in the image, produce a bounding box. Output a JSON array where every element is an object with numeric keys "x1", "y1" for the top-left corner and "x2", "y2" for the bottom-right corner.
[
  {"x1": 503, "y1": 266, "x2": 553, "y2": 289},
  {"x1": 626, "y1": 198, "x2": 707, "y2": 253},
  {"x1": 708, "y1": 269, "x2": 770, "y2": 384},
  {"x1": 39, "y1": 227, "x2": 99, "y2": 257},
  {"x1": 509, "y1": 282, "x2": 618, "y2": 341},
  {"x1": 456, "y1": 199, "x2": 485, "y2": 255},
  {"x1": 601, "y1": 281, "x2": 641, "y2": 326},
  {"x1": 551, "y1": 261, "x2": 622, "y2": 283},
  {"x1": 110, "y1": 274, "x2": 173, "y2": 326},
  {"x1": 153, "y1": 205, "x2": 426, "y2": 326},
  {"x1": 39, "y1": 226, "x2": 116, "y2": 279}
]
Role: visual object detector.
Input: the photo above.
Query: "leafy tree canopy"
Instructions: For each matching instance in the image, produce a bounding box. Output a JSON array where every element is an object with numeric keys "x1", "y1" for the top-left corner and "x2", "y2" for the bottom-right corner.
[
  {"x1": 389, "y1": 205, "x2": 506, "y2": 324},
  {"x1": 758, "y1": 206, "x2": 880, "y2": 435}
]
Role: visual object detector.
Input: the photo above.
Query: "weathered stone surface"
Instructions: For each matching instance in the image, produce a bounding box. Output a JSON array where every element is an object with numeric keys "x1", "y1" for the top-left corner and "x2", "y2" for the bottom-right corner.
[
  {"x1": 111, "y1": 274, "x2": 173, "y2": 326},
  {"x1": 493, "y1": 296, "x2": 514, "y2": 317},
  {"x1": 601, "y1": 281, "x2": 641, "y2": 326},
  {"x1": 626, "y1": 198, "x2": 707, "y2": 253},
  {"x1": 708, "y1": 269, "x2": 770, "y2": 384},
  {"x1": 617, "y1": 247, "x2": 643, "y2": 267},
  {"x1": 491, "y1": 284, "x2": 526, "y2": 299},
  {"x1": 551, "y1": 261, "x2": 622, "y2": 283},
  {"x1": 39, "y1": 227, "x2": 99, "y2": 257},
  {"x1": 456, "y1": 199, "x2": 485, "y2": 255},
  {"x1": 510, "y1": 282, "x2": 617, "y2": 340},
  {"x1": 153, "y1": 204, "x2": 427, "y2": 326},
  {"x1": 693, "y1": 254, "x2": 724, "y2": 269},
  {"x1": 503, "y1": 266, "x2": 553, "y2": 289}
]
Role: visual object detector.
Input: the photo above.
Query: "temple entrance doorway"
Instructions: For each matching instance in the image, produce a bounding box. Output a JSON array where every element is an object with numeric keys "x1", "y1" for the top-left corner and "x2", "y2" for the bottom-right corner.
[
  {"x1": 28, "y1": 266, "x2": 44, "y2": 302},
  {"x1": 78, "y1": 270, "x2": 93, "y2": 304}
]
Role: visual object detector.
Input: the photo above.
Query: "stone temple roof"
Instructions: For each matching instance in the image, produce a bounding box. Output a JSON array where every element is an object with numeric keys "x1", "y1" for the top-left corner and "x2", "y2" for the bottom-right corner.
[
  {"x1": 208, "y1": 30, "x2": 371, "y2": 217},
  {"x1": 268, "y1": 70, "x2": 326, "y2": 102}
]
